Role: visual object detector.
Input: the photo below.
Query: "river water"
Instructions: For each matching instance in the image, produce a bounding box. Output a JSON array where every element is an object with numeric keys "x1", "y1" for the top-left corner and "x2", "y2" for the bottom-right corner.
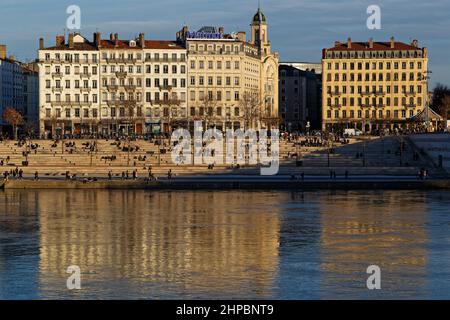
[{"x1": 0, "y1": 189, "x2": 449, "y2": 299}]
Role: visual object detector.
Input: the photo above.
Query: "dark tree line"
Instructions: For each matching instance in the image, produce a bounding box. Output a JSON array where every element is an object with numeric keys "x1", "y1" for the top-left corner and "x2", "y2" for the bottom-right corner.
[{"x1": 432, "y1": 83, "x2": 450, "y2": 120}]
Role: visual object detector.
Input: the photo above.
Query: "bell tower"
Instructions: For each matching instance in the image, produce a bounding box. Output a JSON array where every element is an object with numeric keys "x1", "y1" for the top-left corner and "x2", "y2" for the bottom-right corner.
[{"x1": 251, "y1": 6, "x2": 270, "y2": 56}]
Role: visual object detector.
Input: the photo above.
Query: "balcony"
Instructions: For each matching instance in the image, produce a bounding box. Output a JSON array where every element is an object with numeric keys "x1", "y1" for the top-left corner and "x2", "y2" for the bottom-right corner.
[
  {"x1": 373, "y1": 91, "x2": 385, "y2": 96},
  {"x1": 106, "y1": 85, "x2": 119, "y2": 91},
  {"x1": 115, "y1": 72, "x2": 128, "y2": 78},
  {"x1": 330, "y1": 104, "x2": 342, "y2": 108},
  {"x1": 106, "y1": 99, "x2": 139, "y2": 106},
  {"x1": 158, "y1": 85, "x2": 173, "y2": 91},
  {"x1": 106, "y1": 58, "x2": 138, "y2": 64},
  {"x1": 79, "y1": 72, "x2": 91, "y2": 78},
  {"x1": 360, "y1": 104, "x2": 372, "y2": 108},
  {"x1": 329, "y1": 91, "x2": 341, "y2": 96},
  {"x1": 145, "y1": 57, "x2": 186, "y2": 63},
  {"x1": 404, "y1": 104, "x2": 417, "y2": 108},
  {"x1": 52, "y1": 87, "x2": 63, "y2": 92},
  {"x1": 376, "y1": 104, "x2": 385, "y2": 108},
  {"x1": 124, "y1": 85, "x2": 137, "y2": 91},
  {"x1": 80, "y1": 87, "x2": 92, "y2": 92},
  {"x1": 360, "y1": 91, "x2": 372, "y2": 96},
  {"x1": 52, "y1": 72, "x2": 63, "y2": 78},
  {"x1": 404, "y1": 91, "x2": 416, "y2": 95}
]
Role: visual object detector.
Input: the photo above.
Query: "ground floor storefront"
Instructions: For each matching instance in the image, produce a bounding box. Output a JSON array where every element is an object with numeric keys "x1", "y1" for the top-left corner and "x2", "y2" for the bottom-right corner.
[{"x1": 323, "y1": 119, "x2": 442, "y2": 134}]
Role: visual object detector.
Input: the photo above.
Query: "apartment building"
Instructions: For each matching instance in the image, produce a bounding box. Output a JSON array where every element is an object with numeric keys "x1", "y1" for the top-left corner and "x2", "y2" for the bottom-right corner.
[
  {"x1": 0, "y1": 45, "x2": 38, "y2": 130},
  {"x1": 322, "y1": 37, "x2": 428, "y2": 132},
  {"x1": 279, "y1": 63, "x2": 322, "y2": 132},
  {"x1": 38, "y1": 33, "x2": 187, "y2": 136}
]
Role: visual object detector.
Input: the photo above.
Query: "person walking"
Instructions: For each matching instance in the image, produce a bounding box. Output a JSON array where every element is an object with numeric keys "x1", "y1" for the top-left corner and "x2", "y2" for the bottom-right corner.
[
  {"x1": 108, "y1": 170, "x2": 112, "y2": 180},
  {"x1": 34, "y1": 171, "x2": 39, "y2": 181}
]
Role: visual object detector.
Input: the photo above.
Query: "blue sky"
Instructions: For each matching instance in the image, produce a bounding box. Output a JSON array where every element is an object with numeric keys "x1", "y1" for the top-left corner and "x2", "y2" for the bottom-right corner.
[{"x1": 1, "y1": 0, "x2": 449, "y2": 87}]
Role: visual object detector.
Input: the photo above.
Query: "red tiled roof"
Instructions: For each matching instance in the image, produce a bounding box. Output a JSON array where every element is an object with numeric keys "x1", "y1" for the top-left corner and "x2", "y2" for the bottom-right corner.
[
  {"x1": 326, "y1": 41, "x2": 420, "y2": 51},
  {"x1": 145, "y1": 40, "x2": 185, "y2": 50}
]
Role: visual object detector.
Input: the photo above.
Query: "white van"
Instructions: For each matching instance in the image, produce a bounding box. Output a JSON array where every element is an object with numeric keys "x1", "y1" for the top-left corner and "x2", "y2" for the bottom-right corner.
[{"x1": 344, "y1": 128, "x2": 362, "y2": 136}]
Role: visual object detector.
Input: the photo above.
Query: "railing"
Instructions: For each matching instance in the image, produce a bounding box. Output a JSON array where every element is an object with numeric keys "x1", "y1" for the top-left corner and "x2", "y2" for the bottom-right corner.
[
  {"x1": 329, "y1": 91, "x2": 341, "y2": 96},
  {"x1": 115, "y1": 72, "x2": 128, "y2": 77},
  {"x1": 144, "y1": 58, "x2": 186, "y2": 62},
  {"x1": 51, "y1": 72, "x2": 63, "y2": 77}
]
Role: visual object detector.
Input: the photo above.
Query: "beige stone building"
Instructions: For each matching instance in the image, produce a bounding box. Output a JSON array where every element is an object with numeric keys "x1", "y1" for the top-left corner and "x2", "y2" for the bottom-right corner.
[
  {"x1": 177, "y1": 7, "x2": 279, "y2": 131},
  {"x1": 322, "y1": 38, "x2": 428, "y2": 132}
]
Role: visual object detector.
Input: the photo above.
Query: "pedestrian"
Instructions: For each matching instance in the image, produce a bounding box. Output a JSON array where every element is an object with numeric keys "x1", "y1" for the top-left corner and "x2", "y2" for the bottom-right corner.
[
  {"x1": 168, "y1": 169, "x2": 172, "y2": 180},
  {"x1": 34, "y1": 171, "x2": 39, "y2": 181},
  {"x1": 345, "y1": 170, "x2": 349, "y2": 179},
  {"x1": 108, "y1": 170, "x2": 112, "y2": 180}
]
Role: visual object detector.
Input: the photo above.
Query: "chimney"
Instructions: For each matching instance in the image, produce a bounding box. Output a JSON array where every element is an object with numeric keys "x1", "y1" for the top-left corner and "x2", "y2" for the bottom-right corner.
[
  {"x1": 334, "y1": 41, "x2": 340, "y2": 48},
  {"x1": 110, "y1": 33, "x2": 115, "y2": 41},
  {"x1": 56, "y1": 35, "x2": 65, "y2": 46},
  {"x1": 139, "y1": 33, "x2": 145, "y2": 48},
  {"x1": 68, "y1": 33, "x2": 74, "y2": 49},
  {"x1": 39, "y1": 38, "x2": 44, "y2": 50},
  {"x1": 114, "y1": 33, "x2": 119, "y2": 46},
  {"x1": 94, "y1": 32, "x2": 102, "y2": 48},
  {"x1": 369, "y1": 37, "x2": 374, "y2": 49},
  {"x1": 347, "y1": 37, "x2": 352, "y2": 49},
  {"x1": 236, "y1": 31, "x2": 246, "y2": 42},
  {"x1": 0, "y1": 45, "x2": 6, "y2": 60},
  {"x1": 389, "y1": 36, "x2": 395, "y2": 49},
  {"x1": 219, "y1": 27, "x2": 224, "y2": 34},
  {"x1": 412, "y1": 39, "x2": 418, "y2": 47}
]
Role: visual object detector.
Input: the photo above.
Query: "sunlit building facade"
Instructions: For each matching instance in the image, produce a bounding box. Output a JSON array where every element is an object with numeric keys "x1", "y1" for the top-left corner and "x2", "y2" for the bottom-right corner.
[
  {"x1": 37, "y1": 7, "x2": 278, "y2": 136},
  {"x1": 322, "y1": 38, "x2": 428, "y2": 132}
]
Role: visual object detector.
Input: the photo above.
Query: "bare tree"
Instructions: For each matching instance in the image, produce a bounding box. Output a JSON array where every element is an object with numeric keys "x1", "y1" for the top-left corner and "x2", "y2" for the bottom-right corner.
[
  {"x1": 201, "y1": 91, "x2": 219, "y2": 129},
  {"x1": 240, "y1": 90, "x2": 260, "y2": 130},
  {"x1": 160, "y1": 90, "x2": 181, "y2": 133}
]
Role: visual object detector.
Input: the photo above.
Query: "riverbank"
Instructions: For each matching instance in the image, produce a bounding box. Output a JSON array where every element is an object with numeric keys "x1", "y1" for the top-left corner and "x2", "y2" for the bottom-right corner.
[{"x1": 2, "y1": 176, "x2": 450, "y2": 190}]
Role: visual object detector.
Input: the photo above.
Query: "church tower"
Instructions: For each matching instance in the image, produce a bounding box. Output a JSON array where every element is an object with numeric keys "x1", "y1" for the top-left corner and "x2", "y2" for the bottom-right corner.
[{"x1": 251, "y1": 6, "x2": 271, "y2": 56}]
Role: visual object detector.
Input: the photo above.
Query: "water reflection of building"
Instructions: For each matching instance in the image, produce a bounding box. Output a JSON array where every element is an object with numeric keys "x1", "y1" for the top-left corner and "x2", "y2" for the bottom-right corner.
[
  {"x1": 36, "y1": 190, "x2": 283, "y2": 298},
  {"x1": 319, "y1": 191, "x2": 427, "y2": 298}
]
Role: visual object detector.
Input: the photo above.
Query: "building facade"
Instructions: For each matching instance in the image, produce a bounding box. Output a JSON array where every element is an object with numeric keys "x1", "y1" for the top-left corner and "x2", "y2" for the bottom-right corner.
[
  {"x1": 0, "y1": 44, "x2": 39, "y2": 131},
  {"x1": 37, "y1": 7, "x2": 278, "y2": 137},
  {"x1": 279, "y1": 63, "x2": 322, "y2": 132},
  {"x1": 38, "y1": 33, "x2": 187, "y2": 136},
  {"x1": 322, "y1": 38, "x2": 428, "y2": 132}
]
